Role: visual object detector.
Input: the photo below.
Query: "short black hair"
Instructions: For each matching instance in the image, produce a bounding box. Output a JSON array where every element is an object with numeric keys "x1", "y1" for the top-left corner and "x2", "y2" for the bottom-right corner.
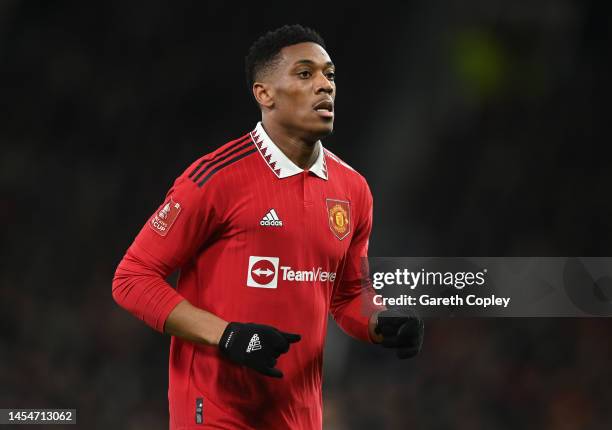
[{"x1": 245, "y1": 24, "x2": 326, "y2": 94}]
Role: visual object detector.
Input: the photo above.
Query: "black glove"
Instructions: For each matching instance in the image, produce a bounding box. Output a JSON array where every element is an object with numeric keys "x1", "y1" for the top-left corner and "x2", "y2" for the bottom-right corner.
[
  {"x1": 219, "y1": 322, "x2": 301, "y2": 378},
  {"x1": 375, "y1": 309, "x2": 424, "y2": 359}
]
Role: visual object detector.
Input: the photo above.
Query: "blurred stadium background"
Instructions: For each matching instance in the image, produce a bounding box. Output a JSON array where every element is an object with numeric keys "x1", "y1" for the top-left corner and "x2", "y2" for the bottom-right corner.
[{"x1": 1, "y1": 1, "x2": 611, "y2": 429}]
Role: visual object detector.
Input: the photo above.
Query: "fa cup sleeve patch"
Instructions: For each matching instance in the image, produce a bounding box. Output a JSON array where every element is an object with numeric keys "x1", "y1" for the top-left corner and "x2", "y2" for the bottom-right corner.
[{"x1": 149, "y1": 197, "x2": 182, "y2": 237}]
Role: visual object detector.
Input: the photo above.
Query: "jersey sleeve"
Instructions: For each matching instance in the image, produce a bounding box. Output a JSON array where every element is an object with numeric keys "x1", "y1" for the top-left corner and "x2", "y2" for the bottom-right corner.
[
  {"x1": 329, "y1": 177, "x2": 384, "y2": 342},
  {"x1": 112, "y1": 169, "x2": 222, "y2": 332}
]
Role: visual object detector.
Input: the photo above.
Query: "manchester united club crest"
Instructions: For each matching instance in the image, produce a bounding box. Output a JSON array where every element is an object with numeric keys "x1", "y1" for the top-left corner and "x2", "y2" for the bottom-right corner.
[{"x1": 326, "y1": 199, "x2": 351, "y2": 240}]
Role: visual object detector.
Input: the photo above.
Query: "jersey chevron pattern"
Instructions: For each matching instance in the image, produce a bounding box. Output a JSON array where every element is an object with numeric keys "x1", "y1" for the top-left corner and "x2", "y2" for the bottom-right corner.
[{"x1": 113, "y1": 122, "x2": 382, "y2": 429}]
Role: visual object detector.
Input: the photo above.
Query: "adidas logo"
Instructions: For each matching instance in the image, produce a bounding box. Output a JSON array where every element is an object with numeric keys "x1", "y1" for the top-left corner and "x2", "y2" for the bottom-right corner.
[
  {"x1": 260, "y1": 209, "x2": 283, "y2": 227},
  {"x1": 246, "y1": 333, "x2": 262, "y2": 353}
]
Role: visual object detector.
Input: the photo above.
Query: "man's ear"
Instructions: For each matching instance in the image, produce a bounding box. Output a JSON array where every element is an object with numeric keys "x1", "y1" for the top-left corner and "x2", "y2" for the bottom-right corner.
[{"x1": 253, "y1": 82, "x2": 274, "y2": 109}]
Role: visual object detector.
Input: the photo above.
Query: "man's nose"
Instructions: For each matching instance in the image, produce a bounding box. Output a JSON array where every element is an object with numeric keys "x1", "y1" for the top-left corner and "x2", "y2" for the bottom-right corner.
[{"x1": 315, "y1": 73, "x2": 334, "y2": 94}]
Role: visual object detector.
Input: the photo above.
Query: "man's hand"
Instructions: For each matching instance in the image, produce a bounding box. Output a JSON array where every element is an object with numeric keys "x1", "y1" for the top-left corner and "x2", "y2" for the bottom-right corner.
[
  {"x1": 219, "y1": 322, "x2": 301, "y2": 378},
  {"x1": 374, "y1": 309, "x2": 424, "y2": 359}
]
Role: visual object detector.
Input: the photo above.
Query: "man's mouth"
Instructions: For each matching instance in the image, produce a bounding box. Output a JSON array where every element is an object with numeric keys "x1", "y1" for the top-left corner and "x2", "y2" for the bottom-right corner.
[{"x1": 313, "y1": 99, "x2": 334, "y2": 119}]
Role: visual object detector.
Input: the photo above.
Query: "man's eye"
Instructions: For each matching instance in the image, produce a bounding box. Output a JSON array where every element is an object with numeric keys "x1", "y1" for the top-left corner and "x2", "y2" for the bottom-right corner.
[
  {"x1": 298, "y1": 71, "x2": 311, "y2": 79},
  {"x1": 326, "y1": 72, "x2": 336, "y2": 81}
]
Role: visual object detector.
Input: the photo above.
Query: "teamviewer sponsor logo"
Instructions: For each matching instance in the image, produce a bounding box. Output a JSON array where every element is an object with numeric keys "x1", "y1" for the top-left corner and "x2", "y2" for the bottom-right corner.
[
  {"x1": 247, "y1": 256, "x2": 337, "y2": 288},
  {"x1": 247, "y1": 256, "x2": 280, "y2": 288},
  {"x1": 280, "y1": 266, "x2": 337, "y2": 282}
]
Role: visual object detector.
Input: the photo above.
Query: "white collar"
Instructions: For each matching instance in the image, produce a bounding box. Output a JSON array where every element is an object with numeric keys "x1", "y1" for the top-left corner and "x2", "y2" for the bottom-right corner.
[{"x1": 250, "y1": 122, "x2": 328, "y2": 180}]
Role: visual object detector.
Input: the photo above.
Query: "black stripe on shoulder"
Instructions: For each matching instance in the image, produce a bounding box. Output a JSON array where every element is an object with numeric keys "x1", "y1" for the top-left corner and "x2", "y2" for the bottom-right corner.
[
  {"x1": 192, "y1": 137, "x2": 254, "y2": 183},
  {"x1": 197, "y1": 148, "x2": 258, "y2": 188},
  {"x1": 188, "y1": 134, "x2": 251, "y2": 179}
]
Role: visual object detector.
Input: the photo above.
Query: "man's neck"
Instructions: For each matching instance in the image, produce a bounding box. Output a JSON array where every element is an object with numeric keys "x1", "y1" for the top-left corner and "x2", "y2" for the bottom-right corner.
[{"x1": 261, "y1": 120, "x2": 319, "y2": 170}]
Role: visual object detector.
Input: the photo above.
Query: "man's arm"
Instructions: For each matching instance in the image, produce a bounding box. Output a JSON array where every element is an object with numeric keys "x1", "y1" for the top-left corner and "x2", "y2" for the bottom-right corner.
[
  {"x1": 329, "y1": 179, "x2": 423, "y2": 358},
  {"x1": 164, "y1": 300, "x2": 228, "y2": 346},
  {"x1": 112, "y1": 168, "x2": 300, "y2": 376},
  {"x1": 112, "y1": 239, "x2": 299, "y2": 376},
  {"x1": 330, "y1": 179, "x2": 384, "y2": 342},
  {"x1": 112, "y1": 243, "x2": 228, "y2": 346},
  {"x1": 111, "y1": 174, "x2": 220, "y2": 335},
  {"x1": 329, "y1": 275, "x2": 384, "y2": 343},
  {"x1": 112, "y1": 251, "x2": 227, "y2": 346}
]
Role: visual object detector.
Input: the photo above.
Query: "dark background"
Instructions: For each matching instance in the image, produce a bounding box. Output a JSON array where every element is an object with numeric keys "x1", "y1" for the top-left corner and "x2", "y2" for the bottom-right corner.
[{"x1": 1, "y1": 1, "x2": 611, "y2": 429}]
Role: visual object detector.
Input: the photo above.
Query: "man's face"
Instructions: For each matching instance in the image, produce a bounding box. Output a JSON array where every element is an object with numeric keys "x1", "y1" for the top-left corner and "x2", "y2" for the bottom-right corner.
[{"x1": 263, "y1": 42, "x2": 336, "y2": 140}]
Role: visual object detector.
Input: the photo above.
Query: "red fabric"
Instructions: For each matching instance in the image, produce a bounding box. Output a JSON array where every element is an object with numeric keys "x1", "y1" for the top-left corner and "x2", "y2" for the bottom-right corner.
[{"x1": 112, "y1": 130, "x2": 382, "y2": 429}]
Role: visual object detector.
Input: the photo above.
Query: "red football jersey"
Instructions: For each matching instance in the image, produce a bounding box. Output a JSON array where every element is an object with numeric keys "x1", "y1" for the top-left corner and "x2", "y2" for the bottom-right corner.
[{"x1": 113, "y1": 122, "x2": 381, "y2": 429}]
